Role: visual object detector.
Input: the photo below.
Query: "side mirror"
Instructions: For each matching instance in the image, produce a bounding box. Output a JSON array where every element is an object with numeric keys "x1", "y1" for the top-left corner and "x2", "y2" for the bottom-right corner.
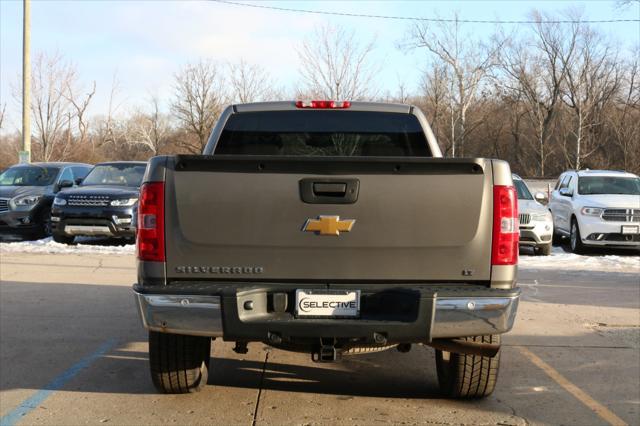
[
  {"x1": 534, "y1": 191, "x2": 548, "y2": 203},
  {"x1": 75, "y1": 177, "x2": 84, "y2": 185},
  {"x1": 56, "y1": 180, "x2": 74, "y2": 192},
  {"x1": 559, "y1": 188, "x2": 573, "y2": 197}
]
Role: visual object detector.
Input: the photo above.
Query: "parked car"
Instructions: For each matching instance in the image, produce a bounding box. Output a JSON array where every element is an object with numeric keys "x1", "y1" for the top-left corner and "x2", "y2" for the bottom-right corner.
[
  {"x1": 51, "y1": 161, "x2": 147, "y2": 244},
  {"x1": 133, "y1": 100, "x2": 521, "y2": 398},
  {"x1": 513, "y1": 175, "x2": 553, "y2": 255},
  {"x1": 0, "y1": 162, "x2": 92, "y2": 239},
  {"x1": 549, "y1": 170, "x2": 640, "y2": 253}
]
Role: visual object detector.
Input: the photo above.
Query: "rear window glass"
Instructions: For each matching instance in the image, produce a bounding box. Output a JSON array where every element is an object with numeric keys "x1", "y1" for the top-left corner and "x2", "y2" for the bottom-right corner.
[{"x1": 214, "y1": 110, "x2": 431, "y2": 157}]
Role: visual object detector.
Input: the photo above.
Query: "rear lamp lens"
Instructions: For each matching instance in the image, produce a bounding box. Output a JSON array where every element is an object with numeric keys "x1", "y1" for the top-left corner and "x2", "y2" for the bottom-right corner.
[{"x1": 295, "y1": 100, "x2": 351, "y2": 109}]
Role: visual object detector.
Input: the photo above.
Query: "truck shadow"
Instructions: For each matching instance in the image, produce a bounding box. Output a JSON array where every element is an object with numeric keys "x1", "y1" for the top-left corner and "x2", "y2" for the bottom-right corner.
[
  {"x1": 42, "y1": 343, "x2": 443, "y2": 398},
  {"x1": 209, "y1": 347, "x2": 442, "y2": 399}
]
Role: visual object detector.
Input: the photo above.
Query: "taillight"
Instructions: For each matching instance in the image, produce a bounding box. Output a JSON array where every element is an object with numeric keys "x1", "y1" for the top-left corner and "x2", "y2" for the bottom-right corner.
[
  {"x1": 491, "y1": 185, "x2": 519, "y2": 265},
  {"x1": 137, "y1": 182, "x2": 165, "y2": 262},
  {"x1": 295, "y1": 100, "x2": 351, "y2": 109}
]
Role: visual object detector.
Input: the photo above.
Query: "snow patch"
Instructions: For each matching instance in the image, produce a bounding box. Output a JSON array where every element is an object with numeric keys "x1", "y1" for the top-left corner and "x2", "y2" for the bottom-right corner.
[
  {"x1": 0, "y1": 237, "x2": 135, "y2": 255},
  {"x1": 519, "y1": 245, "x2": 640, "y2": 273}
]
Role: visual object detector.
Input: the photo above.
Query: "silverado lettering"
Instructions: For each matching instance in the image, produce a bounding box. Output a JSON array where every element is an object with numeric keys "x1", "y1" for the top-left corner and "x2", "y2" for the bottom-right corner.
[{"x1": 174, "y1": 266, "x2": 264, "y2": 274}]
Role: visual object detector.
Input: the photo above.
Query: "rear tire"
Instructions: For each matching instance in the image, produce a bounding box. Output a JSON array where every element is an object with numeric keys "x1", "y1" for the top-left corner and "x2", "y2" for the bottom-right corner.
[
  {"x1": 435, "y1": 335, "x2": 500, "y2": 399},
  {"x1": 149, "y1": 331, "x2": 211, "y2": 394},
  {"x1": 52, "y1": 232, "x2": 75, "y2": 245},
  {"x1": 536, "y1": 243, "x2": 552, "y2": 256}
]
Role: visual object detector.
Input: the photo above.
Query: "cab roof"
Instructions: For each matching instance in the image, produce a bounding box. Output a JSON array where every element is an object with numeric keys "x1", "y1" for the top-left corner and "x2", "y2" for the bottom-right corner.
[{"x1": 233, "y1": 100, "x2": 412, "y2": 114}]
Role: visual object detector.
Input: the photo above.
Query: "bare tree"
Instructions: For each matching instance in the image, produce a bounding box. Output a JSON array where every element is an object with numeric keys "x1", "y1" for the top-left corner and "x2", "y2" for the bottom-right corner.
[
  {"x1": 0, "y1": 132, "x2": 22, "y2": 169},
  {"x1": 503, "y1": 87, "x2": 531, "y2": 173},
  {"x1": 562, "y1": 27, "x2": 622, "y2": 169},
  {"x1": 499, "y1": 11, "x2": 579, "y2": 175},
  {"x1": 608, "y1": 54, "x2": 640, "y2": 172},
  {"x1": 129, "y1": 95, "x2": 171, "y2": 156},
  {"x1": 480, "y1": 99, "x2": 507, "y2": 158},
  {"x1": 615, "y1": 0, "x2": 639, "y2": 10},
  {"x1": 92, "y1": 73, "x2": 124, "y2": 156},
  {"x1": 172, "y1": 60, "x2": 226, "y2": 153},
  {"x1": 30, "y1": 52, "x2": 76, "y2": 161},
  {"x1": 394, "y1": 79, "x2": 411, "y2": 104},
  {"x1": 407, "y1": 14, "x2": 503, "y2": 157},
  {"x1": 419, "y1": 64, "x2": 453, "y2": 153},
  {"x1": 64, "y1": 80, "x2": 96, "y2": 145},
  {"x1": 0, "y1": 103, "x2": 6, "y2": 131},
  {"x1": 297, "y1": 24, "x2": 378, "y2": 100},
  {"x1": 228, "y1": 59, "x2": 278, "y2": 103}
]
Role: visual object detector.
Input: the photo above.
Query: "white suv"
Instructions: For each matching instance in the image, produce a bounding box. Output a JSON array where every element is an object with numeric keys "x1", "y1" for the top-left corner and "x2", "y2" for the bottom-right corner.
[
  {"x1": 549, "y1": 170, "x2": 640, "y2": 253},
  {"x1": 513, "y1": 174, "x2": 553, "y2": 255}
]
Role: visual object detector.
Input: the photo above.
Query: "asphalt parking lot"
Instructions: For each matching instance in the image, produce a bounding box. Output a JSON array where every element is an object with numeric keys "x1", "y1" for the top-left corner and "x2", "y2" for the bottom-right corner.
[{"x1": 0, "y1": 247, "x2": 638, "y2": 426}]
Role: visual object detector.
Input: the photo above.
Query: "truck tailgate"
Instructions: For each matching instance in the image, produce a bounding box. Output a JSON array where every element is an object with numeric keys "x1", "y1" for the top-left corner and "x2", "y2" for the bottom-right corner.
[{"x1": 164, "y1": 156, "x2": 493, "y2": 282}]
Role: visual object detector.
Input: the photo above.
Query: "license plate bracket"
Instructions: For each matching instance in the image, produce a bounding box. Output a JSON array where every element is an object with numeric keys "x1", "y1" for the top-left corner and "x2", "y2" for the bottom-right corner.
[
  {"x1": 621, "y1": 225, "x2": 639, "y2": 235},
  {"x1": 295, "y1": 289, "x2": 360, "y2": 318}
]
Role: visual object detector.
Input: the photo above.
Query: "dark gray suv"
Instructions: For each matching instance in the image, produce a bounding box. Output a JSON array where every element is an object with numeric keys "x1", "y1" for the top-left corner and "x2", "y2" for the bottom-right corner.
[
  {"x1": 51, "y1": 161, "x2": 147, "y2": 244},
  {"x1": 0, "y1": 162, "x2": 92, "y2": 239}
]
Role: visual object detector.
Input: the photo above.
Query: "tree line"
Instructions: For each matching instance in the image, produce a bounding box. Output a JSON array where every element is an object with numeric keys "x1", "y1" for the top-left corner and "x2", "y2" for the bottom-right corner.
[{"x1": 0, "y1": 8, "x2": 638, "y2": 177}]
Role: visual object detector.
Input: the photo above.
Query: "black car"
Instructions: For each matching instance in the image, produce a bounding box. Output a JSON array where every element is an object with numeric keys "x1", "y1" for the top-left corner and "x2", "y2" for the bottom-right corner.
[
  {"x1": 0, "y1": 162, "x2": 93, "y2": 239},
  {"x1": 51, "y1": 161, "x2": 147, "y2": 244}
]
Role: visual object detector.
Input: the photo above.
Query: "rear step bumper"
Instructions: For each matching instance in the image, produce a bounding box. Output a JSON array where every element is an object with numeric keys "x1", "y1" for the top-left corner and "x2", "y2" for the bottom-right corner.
[{"x1": 134, "y1": 284, "x2": 520, "y2": 342}]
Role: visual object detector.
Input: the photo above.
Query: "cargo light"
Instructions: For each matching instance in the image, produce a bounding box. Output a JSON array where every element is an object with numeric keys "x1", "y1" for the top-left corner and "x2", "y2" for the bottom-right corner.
[
  {"x1": 295, "y1": 100, "x2": 351, "y2": 109},
  {"x1": 491, "y1": 185, "x2": 519, "y2": 265},
  {"x1": 137, "y1": 182, "x2": 165, "y2": 262}
]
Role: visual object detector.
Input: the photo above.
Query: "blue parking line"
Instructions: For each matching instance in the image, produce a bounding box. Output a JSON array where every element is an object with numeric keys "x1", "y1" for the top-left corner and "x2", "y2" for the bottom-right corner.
[{"x1": 0, "y1": 339, "x2": 116, "y2": 426}]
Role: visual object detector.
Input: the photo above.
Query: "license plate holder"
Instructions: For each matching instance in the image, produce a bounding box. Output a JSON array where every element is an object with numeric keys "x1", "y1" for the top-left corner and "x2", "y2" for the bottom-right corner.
[
  {"x1": 621, "y1": 225, "x2": 639, "y2": 235},
  {"x1": 295, "y1": 289, "x2": 360, "y2": 318}
]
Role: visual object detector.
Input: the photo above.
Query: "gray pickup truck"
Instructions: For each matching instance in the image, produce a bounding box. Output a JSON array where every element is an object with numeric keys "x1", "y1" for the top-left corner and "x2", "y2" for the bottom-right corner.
[{"x1": 134, "y1": 101, "x2": 520, "y2": 398}]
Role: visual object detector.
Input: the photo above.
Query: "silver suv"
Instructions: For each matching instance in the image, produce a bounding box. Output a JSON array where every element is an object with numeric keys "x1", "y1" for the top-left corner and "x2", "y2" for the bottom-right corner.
[
  {"x1": 549, "y1": 170, "x2": 640, "y2": 253},
  {"x1": 513, "y1": 175, "x2": 553, "y2": 255}
]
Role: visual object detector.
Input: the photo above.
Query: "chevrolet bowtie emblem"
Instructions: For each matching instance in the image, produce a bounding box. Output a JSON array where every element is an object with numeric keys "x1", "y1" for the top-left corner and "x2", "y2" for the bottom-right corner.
[{"x1": 303, "y1": 215, "x2": 355, "y2": 236}]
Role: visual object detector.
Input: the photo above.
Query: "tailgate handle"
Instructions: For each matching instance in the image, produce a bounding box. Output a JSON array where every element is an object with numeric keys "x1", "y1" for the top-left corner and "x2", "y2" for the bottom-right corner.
[
  {"x1": 313, "y1": 183, "x2": 346, "y2": 196},
  {"x1": 300, "y1": 178, "x2": 359, "y2": 204}
]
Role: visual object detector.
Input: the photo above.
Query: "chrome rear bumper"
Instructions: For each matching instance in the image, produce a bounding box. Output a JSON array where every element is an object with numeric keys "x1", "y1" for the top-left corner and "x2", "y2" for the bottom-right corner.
[
  {"x1": 430, "y1": 296, "x2": 519, "y2": 338},
  {"x1": 134, "y1": 290, "x2": 519, "y2": 340},
  {"x1": 135, "y1": 294, "x2": 223, "y2": 337}
]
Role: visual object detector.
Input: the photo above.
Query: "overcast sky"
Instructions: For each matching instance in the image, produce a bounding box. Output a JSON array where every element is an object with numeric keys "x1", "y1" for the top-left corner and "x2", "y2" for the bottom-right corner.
[{"x1": 1, "y1": 0, "x2": 638, "y2": 131}]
